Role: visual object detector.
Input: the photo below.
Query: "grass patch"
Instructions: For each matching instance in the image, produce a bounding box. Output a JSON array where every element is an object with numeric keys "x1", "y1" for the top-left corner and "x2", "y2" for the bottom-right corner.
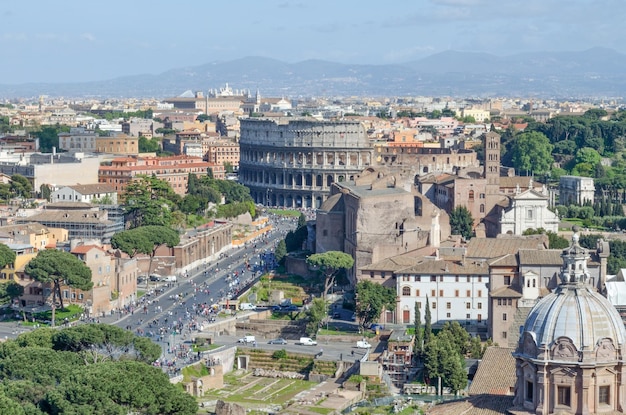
[
  {"x1": 137, "y1": 290, "x2": 145, "y2": 298},
  {"x1": 192, "y1": 344, "x2": 220, "y2": 353},
  {"x1": 318, "y1": 328, "x2": 375, "y2": 338},
  {"x1": 181, "y1": 364, "x2": 209, "y2": 380},
  {"x1": 32, "y1": 304, "x2": 83, "y2": 323},
  {"x1": 203, "y1": 375, "x2": 316, "y2": 405},
  {"x1": 267, "y1": 209, "x2": 301, "y2": 217}
]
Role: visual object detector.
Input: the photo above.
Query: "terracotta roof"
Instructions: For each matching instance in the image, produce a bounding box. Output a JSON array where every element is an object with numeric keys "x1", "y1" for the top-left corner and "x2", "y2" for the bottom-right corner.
[
  {"x1": 489, "y1": 286, "x2": 522, "y2": 298},
  {"x1": 427, "y1": 395, "x2": 514, "y2": 415},
  {"x1": 359, "y1": 255, "x2": 423, "y2": 272},
  {"x1": 517, "y1": 249, "x2": 562, "y2": 265},
  {"x1": 66, "y1": 183, "x2": 117, "y2": 195},
  {"x1": 499, "y1": 176, "x2": 539, "y2": 189},
  {"x1": 397, "y1": 259, "x2": 488, "y2": 275},
  {"x1": 469, "y1": 347, "x2": 516, "y2": 396},
  {"x1": 71, "y1": 245, "x2": 105, "y2": 254},
  {"x1": 466, "y1": 237, "x2": 546, "y2": 259},
  {"x1": 488, "y1": 253, "x2": 518, "y2": 267},
  {"x1": 0, "y1": 222, "x2": 50, "y2": 235}
]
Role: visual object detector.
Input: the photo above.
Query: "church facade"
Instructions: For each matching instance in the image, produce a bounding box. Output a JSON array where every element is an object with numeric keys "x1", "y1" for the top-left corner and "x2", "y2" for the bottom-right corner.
[{"x1": 511, "y1": 227, "x2": 626, "y2": 414}]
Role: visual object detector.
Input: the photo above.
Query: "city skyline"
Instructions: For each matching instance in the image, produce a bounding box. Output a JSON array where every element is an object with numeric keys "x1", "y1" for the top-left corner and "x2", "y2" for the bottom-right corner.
[{"x1": 1, "y1": 0, "x2": 625, "y2": 85}]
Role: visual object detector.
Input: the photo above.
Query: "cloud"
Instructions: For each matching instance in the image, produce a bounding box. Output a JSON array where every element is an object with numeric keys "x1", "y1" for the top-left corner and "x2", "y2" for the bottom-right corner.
[
  {"x1": 0, "y1": 32, "x2": 27, "y2": 42},
  {"x1": 310, "y1": 22, "x2": 342, "y2": 34},
  {"x1": 80, "y1": 32, "x2": 96, "y2": 42},
  {"x1": 35, "y1": 33, "x2": 69, "y2": 42},
  {"x1": 277, "y1": 1, "x2": 306, "y2": 8}
]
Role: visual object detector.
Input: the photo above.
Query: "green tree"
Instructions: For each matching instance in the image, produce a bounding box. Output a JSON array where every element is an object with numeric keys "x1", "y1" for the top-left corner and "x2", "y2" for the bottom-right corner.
[
  {"x1": 449, "y1": 206, "x2": 474, "y2": 240},
  {"x1": 298, "y1": 213, "x2": 307, "y2": 228},
  {"x1": 123, "y1": 175, "x2": 178, "y2": 228},
  {"x1": 439, "y1": 321, "x2": 470, "y2": 355},
  {"x1": 274, "y1": 239, "x2": 287, "y2": 265},
  {"x1": 509, "y1": 131, "x2": 554, "y2": 175},
  {"x1": 40, "y1": 184, "x2": 52, "y2": 201},
  {"x1": 305, "y1": 298, "x2": 327, "y2": 335},
  {"x1": 307, "y1": 251, "x2": 354, "y2": 299},
  {"x1": 223, "y1": 161, "x2": 234, "y2": 174},
  {"x1": 25, "y1": 250, "x2": 93, "y2": 326},
  {"x1": 196, "y1": 113, "x2": 211, "y2": 122},
  {"x1": 285, "y1": 226, "x2": 308, "y2": 252},
  {"x1": 0, "y1": 324, "x2": 195, "y2": 414},
  {"x1": 33, "y1": 124, "x2": 69, "y2": 153},
  {"x1": 10, "y1": 174, "x2": 32, "y2": 199},
  {"x1": 414, "y1": 301, "x2": 423, "y2": 362},
  {"x1": 138, "y1": 136, "x2": 160, "y2": 153},
  {"x1": 0, "y1": 244, "x2": 16, "y2": 270},
  {"x1": 424, "y1": 332, "x2": 467, "y2": 394},
  {"x1": 111, "y1": 226, "x2": 180, "y2": 284},
  {"x1": 4, "y1": 282, "x2": 23, "y2": 306},
  {"x1": 424, "y1": 296, "x2": 432, "y2": 346},
  {"x1": 354, "y1": 280, "x2": 396, "y2": 331}
]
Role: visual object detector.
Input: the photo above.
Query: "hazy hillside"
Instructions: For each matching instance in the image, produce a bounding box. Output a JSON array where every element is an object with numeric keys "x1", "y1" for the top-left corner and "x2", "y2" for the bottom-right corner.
[{"x1": 1, "y1": 48, "x2": 625, "y2": 99}]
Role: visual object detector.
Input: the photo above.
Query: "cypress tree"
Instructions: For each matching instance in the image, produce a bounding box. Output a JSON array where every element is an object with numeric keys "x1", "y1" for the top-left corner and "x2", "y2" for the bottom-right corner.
[{"x1": 424, "y1": 296, "x2": 432, "y2": 346}]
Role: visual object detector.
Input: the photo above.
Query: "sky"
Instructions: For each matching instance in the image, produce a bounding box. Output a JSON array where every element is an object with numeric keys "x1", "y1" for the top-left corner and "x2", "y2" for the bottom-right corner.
[{"x1": 0, "y1": 0, "x2": 624, "y2": 84}]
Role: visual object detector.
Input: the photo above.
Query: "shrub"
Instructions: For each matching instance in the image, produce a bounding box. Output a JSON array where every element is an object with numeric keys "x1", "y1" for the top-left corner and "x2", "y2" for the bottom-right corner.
[{"x1": 272, "y1": 349, "x2": 288, "y2": 359}]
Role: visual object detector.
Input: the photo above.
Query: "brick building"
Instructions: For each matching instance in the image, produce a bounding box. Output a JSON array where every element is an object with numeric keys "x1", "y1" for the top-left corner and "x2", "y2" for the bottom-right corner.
[{"x1": 98, "y1": 155, "x2": 224, "y2": 195}]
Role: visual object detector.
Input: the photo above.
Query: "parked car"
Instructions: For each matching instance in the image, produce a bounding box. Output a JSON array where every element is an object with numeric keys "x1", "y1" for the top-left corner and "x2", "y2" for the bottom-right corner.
[
  {"x1": 268, "y1": 338, "x2": 287, "y2": 345},
  {"x1": 239, "y1": 303, "x2": 257, "y2": 311},
  {"x1": 356, "y1": 340, "x2": 372, "y2": 349},
  {"x1": 271, "y1": 305, "x2": 282, "y2": 312},
  {"x1": 370, "y1": 323, "x2": 384, "y2": 331},
  {"x1": 149, "y1": 274, "x2": 161, "y2": 282},
  {"x1": 332, "y1": 312, "x2": 341, "y2": 319},
  {"x1": 164, "y1": 275, "x2": 177, "y2": 283},
  {"x1": 284, "y1": 305, "x2": 299, "y2": 312}
]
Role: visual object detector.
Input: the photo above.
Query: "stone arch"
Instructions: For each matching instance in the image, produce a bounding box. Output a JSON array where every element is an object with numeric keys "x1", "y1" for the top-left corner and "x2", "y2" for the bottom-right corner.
[
  {"x1": 315, "y1": 196, "x2": 322, "y2": 208},
  {"x1": 550, "y1": 337, "x2": 578, "y2": 361},
  {"x1": 595, "y1": 338, "x2": 617, "y2": 361},
  {"x1": 327, "y1": 175, "x2": 334, "y2": 187}
]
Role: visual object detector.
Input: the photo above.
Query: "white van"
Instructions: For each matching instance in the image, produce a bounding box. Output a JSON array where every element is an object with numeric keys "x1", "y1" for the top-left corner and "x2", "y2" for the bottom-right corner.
[
  {"x1": 299, "y1": 337, "x2": 317, "y2": 346},
  {"x1": 238, "y1": 335, "x2": 256, "y2": 344},
  {"x1": 164, "y1": 275, "x2": 177, "y2": 283},
  {"x1": 239, "y1": 303, "x2": 256, "y2": 311}
]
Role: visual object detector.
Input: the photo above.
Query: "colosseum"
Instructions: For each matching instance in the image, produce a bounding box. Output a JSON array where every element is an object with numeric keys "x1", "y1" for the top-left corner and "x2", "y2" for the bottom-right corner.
[{"x1": 239, "y1": 118, "x2": 373, "y2": 208}]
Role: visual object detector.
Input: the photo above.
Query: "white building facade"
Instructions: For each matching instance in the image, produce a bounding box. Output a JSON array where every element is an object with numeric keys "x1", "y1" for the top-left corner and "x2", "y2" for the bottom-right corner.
[
  {"x1": 395, "y1": 259, "x2": 489, "y2": 335},
  {"x1": 51, "y1": 183, "x2": 118, "y2": 205},
  {"x1": 500, "y1": 189, "x2": 559, "y2": 235}
]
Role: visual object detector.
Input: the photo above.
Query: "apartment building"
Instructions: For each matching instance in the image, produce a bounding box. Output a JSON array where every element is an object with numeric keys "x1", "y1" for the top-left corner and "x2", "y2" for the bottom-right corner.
[
  {"x1": 95, "y1": 135, "x2": 139, "y2": 155},
  {"x1": 204, "y1": 139, "x2": 240, "y2": 169},
  {"x1": 396, "y1": 259, "x2": 490, "y2": 335},
  {"x1": 97, "y1": 155, "x2": 222, "y2": 195},
  {"x1": 58, "y1": 127, "x2": 98, "y2": 152}
]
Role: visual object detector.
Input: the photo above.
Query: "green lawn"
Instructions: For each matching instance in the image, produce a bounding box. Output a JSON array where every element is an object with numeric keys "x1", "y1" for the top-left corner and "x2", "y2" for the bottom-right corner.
[
  {"x1": 33, "y1": 304, "x2": 83, "y2": 323},
  {"x1": 267, "y1": 208, "x2": 301, "y2": 217},
  {"x1": 318, "y1": 328, "x2": 374, "y2": 338}
]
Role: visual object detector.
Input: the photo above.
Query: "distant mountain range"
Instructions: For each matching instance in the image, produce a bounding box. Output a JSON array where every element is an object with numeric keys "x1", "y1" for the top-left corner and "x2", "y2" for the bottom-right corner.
[{"x1": 2, "y1": 48, "x2": 626, "y2": 100}]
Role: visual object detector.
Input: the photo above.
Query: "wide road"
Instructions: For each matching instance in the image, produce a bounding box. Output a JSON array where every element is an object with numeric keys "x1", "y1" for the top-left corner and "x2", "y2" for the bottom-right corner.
[{"x1": 102, "y1": 214, "x2": 298, "y2": 364}]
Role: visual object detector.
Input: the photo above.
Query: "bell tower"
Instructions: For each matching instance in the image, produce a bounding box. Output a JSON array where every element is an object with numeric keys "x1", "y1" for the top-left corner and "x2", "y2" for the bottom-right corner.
[{"x1": 484, "y1": 131, "x2": 500, "y2": 186}]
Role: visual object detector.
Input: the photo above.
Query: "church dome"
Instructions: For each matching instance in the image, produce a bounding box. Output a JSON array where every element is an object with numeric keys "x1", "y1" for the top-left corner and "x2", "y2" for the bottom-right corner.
[{"x1": 522, "y1": 284, "x2": 626, "y2": 351}]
